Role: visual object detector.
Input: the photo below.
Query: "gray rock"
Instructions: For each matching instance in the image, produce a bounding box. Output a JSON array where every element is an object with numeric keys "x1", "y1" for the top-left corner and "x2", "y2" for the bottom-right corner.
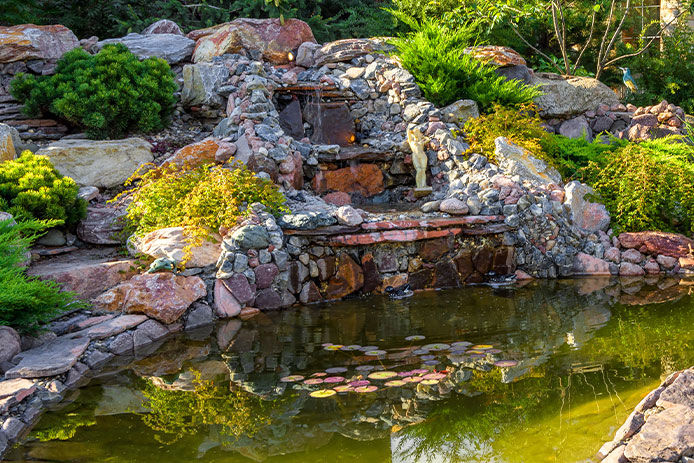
[
  {"x1": 108, "y1": 332, "x2": 134, "y2": 355},
  {"x1": 84, "y1": 350, "x2": 114, "y2": 369},
  {"x1": 227, "y1": 225, "x2": 270, "y2": 249},
  {"x1": 563, "y1": 181, "x2": 610, "y2": 232},
  {"x1": 5, "y1": 337, "x2": 90, "y2": 379},
  {"x1": 495, "y1": 64, "x2": 533, "y2": 84},
  {"x1": 440, "y1": 99, "x2": 479, "y2": 125},
  {"x1": 657, "y1": 369, "x2": 694, "y2": 408},
  {"x1": 421, "y1": 200, "x2": 442, "y2": 213},
  {"x1": 335, "y1": 206, "x2": 363, "y2": 226},
  {"x1": 0, "y1": 326, "x2": 20, "y2": 364},
  {"x1": 532, "y1": 72, "x2": 620, "y2": 117},
  {"x1": 559, "y1": 115, "x2": 593, "y2": 141},
  {"x1": 77, "y1": 186, "x2": 99, "y2": 202},
  {"x1": 2, "y1": 416, "x2": 26, "y2": 442},
  {"x1": 440, "y1": 198, "x2": 469, "y2": 215},
  {"x1": 348, "y1": 78, "x2": 371, "y2": 99},
  {"x1": 97, "y1": 33, "x2": 194, "y2": 64},
  {"x1": 142, "y1": 19, "x2": 184, "y2": 36},
  {"x1": 494, "y1": 137, "x2": 562, "y2": 186},
  {"x1": 295, "y1": 41, "x2": 320, "y2": 67},
  {"x1": 77, "y1": 206, "x2": 127, "y2": 245},
  {"x1": 185, "y1": 303, "x2": 214, "y2": 330},
  {"x1": 0, "y1": 123, "x2": 21, "y2": 160},
  {"x1": 132, "y1": 319, "x2": 169, "y2": 353},
  {"x1": 181, "y1": 63, "x2": 230, "y2": 107},
  {"x1": 69, "y1": 314, "x2": 147, "y2": 340},
  {"x1": 279, "y1": 212, "x2": 337, "y2": 230},
  {"x1": 623, "y1": 403, "x2": 694, "y2": 463}
]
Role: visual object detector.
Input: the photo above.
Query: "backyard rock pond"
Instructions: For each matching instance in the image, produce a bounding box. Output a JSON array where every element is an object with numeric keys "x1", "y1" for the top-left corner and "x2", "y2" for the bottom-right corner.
[{"x1": 3, "y1": 278, "x2": 693, "y2": 463}]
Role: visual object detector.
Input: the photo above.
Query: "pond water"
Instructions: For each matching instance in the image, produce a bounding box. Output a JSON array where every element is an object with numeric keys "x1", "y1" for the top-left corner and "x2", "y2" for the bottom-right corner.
[{"x1": 6, "y1": 278, "x2": 694, "y2": 463}]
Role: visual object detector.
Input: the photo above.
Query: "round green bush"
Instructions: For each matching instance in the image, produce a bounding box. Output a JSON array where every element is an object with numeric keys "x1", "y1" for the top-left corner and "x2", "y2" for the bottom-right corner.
[
  {"x1": 10, "y1": 44, "x2": 177, "y2": 139},
  {"x1": 0, "y1": 151, "x2": 86, "y2": 228}
]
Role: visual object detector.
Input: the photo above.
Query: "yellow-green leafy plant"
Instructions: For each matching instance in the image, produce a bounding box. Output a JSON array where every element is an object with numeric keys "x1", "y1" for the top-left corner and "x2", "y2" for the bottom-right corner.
[
  {"x1": 584, "y1": 138, "x2": 694, "y2": 234},
  {"x1": 119, "y1": 162, "x2": 287, "y2": 250},
  {"x1": 463, "y1": 103, "x2": 557, "y2": 164},
  {"x1": 0, "y1": 151, "x2": 86, "y2": 228}
]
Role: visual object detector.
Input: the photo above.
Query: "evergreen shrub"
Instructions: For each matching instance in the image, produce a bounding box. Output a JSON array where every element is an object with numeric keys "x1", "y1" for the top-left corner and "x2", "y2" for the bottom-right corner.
[{"x1": 10, "y1": 44, "x2": 177, "y2": 139}]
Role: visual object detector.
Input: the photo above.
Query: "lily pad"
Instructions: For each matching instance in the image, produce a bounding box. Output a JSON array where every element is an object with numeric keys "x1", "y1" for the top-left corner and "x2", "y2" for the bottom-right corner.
[
  {"x1": 423, "y1": 360, "x2": 439, "y2": 366},
  {"x1": 384, "y1": 379, "x2": 406, "y2": 387},
  {"x1": 405, "y1": 335, "x2": 426, "y2": 341},
  {"x1": 451, "y1": 341, "x2": 472, "y2": 348},
  {"x1": 486, "y1": 349, "x2": 502, "y2": 354},
  {"x1": 321, "y1": 343, "x2": 334, "y2": 347},
  {"x1": 324, "y1": 376, "x2": 345, "y2": 384},
  {"x1": 419, "y1": 355, "x2": 436, "y2": 361},
  {"x1": 403, "y1": 376, "x2": 423, "y2": 383},
  {"x1": 325, "y1": 367, "x2": 348, "y2": 374},
  {"x1": 359, "y1": 345, "x2": 379, "y2": 352},
  {"x1": 311, "y1": 372, "x2": 327, "y2": 377},
  {"x1": 421, "y1": 379, "x2": 440, "y2": 385},
  {"x1": 333, "y1": 385, "x2": 354, "y2": 393},
  {"x1": 397, "y1": 371, "x2": 414, "y2": 377},
  {"x1": 354, "y1": 385, "x2": 378, "y2": 393},
  {"x1": 280, "y1": 375, "x2": 304, "y2": 382},
  {"x1": 423, "y1": 373, "x2": 447, "y2": 380},
  {"x1": 412, "y1": 349, "x2": 430, "y2": 355},
  {"x1": 324, "y1": 345, "x2": 343, "y2": 351},
  {"x1": 368, "y1": 371, "x2": 398, "y2": 380},
  {"x1": 466, "y1": 350, "x2": 485, "y2": 354},
  {"x1": 304, "y1": 378, "x2": 324, "y2": 385},
  {"x1": 422, "y1": 343, "x2": 450, "y2": 351},
  {"x1": 355, "y1": 365, "x2": 376, "y2": 372},
  {"x1": 348, "y1": 380, "x2": 371, "y2": 387},
  {"x1": 310, "y1": 389, "x2": 336, "y2": 398},
  {"x1": 410, "y1": 369, "x2": 429, "y2": 375},
  {"x1": 471, "y1": 344, "x2": 493, "y2": 350},
  {"x1": 494, "y1": 360, "x2": 518, "y2": 367},
  {"x1": 365, "y1": 350, "x2": 387, "y2": 356}
]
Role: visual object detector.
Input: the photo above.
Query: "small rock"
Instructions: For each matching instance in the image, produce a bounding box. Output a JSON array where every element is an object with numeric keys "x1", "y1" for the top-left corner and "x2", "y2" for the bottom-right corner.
[
  {"x1": 619, "y1": 262, "x2": 645, "y2": 276},
  {"x1": 439, "y1": 198, "x2": 469, "y2": 215},
  {"x1": 335, "y1": 206, "x2": 363, "y2": 226}
]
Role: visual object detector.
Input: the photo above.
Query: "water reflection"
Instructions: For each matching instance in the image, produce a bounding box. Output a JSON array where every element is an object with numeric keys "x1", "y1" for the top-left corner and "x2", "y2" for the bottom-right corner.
[{"x1": 8, "y1": 277, "x2": 694, "y2": 463}]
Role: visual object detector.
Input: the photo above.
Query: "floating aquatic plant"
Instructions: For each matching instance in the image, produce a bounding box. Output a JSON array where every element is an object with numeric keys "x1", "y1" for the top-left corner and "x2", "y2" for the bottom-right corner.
[
  {"x1": 423, "y1": 360, "x2": 439, "y2": 366},
  {"x1": 471, "y1": 344, "x2": 493, "y2": 350},
  {"x1": 341, "y1": 345, "x2": 362, "y2": 351},
  {"x1": 324, "y1": 345, "x2": 343, "y2": 351},
  {"x1": 304, "y1": 378, "x2": 324, "y2": 385},
  {"x1": 324, "y1": 376, "x2": 345, "y2": 384},
  {"x1": 423, "y1": 373, "x2": 446, "y2": 380},
  {"x1": 384, "y1": 380, "x2": 406, "y2": 387},
  {"x1": 325, "y1": 367, "x2": 348, "y2": 374},
  {"x1": 403, "y1": 376, "x2": 423, "y2": 383},
  {"x1": 412, "y1": 349, "x2": 429, "y2": 355},
  {"x1": 368, "y1": 371, "x2": 398, "y2": 380},
  {"x1": 279, "y1": 375, "x2": 304, "y2": 383},
  {"x1": 359, "y1": 346, "x2": 379, "y2": 352},
  {"x1": 451, "y1": 341, "x2": 472, "y2": 348},
  {"x1": 309, "y1": 389, "x2": 336, "y2": 398},
  {"x1": 354, "y1": 385, "x2": 378, "y2": 393},
  {"x1": 494, "y1": 360, "x2": 518, "y2": 367},
  {"x1": 348, "y1": 380, "x2": 370, "y2": 387},
  {"x1": 421, "y1": 379, "x2": 440, "y2": 385},
  {"x1": 355, "y1": 365, "x2": 376, "y2": 372},
  {"x1": 365, "y1": 350, "x2": 387, "y2": 356},
  {"x1": 333, "y1": 385, "x2": 354, "y2": 393},
  {"x1": 423, "y1": 343, "x2": 450, "y2": 351},
  {"x1": 405, "y1": 335, "x2": 426, "y2": 341},
  {"x1": 311, "y1": 372, "x2": 327, "y2": 377}
]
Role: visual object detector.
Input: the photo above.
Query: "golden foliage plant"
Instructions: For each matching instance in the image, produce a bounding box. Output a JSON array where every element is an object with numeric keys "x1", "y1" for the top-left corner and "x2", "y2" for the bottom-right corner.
[
  {"x1": 116, "y1": 162, "x2": 287, "y2": 252},
  {"x1": 463, "y1": 103, "x2": 556, "y2": 165}
]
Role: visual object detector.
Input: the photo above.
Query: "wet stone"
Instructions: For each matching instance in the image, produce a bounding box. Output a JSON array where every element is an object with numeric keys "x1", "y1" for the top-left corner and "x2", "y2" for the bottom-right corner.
[{"x1": 5, "y1": 337, "x2": 90, "y2": 379}]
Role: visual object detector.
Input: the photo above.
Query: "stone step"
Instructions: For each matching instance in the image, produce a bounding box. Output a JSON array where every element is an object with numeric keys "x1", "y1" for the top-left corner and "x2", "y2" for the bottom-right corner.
[
  {"x1": 317, "y1": 145, "x2": 395, "y2": 162},
  {"x1": 361, "y1": 215, "x2": 505, "y2": 231},
  {"x1": 319, "y1": 225, "x2": 512, "y2": 246}
]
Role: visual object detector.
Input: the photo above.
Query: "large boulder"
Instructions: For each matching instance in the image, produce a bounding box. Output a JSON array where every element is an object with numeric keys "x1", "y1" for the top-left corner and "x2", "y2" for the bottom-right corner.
[
  {"x1": 0, "y1": 326, "x2": 21, "y2": 364},
  {"x1": 531, "y1": 72, "x2": 620, "y2": 117},
  {"x1": 0, "y1": 24, "x2": 79, "y2": 63},
  {"x1": 180, "y1": 63, "x2": 230, "y2": 107},
  {"x1": 494, "y1": 137, "x2": 562, "y2": 186},
  {"x1": 96, "y1": 33, "x2": 194, "y2": 64},
  {"x1": 313, "y1": 38, "x2": 393, "y2": 67},
  {"x1": 131, "y1": 227, "x2": 221, "y2": 268},
  {"x1": 27, "y1": 256, "x2": 137, "y2": 300},
  {"x1": 462, "y1": 45, "x2": 526, "y2": 67},
  {"x1": 564, "y1": 181, "x2": 610, "y2": 232},
  {"x1": 142, "y1": 19, "x2": 184, "y2": 36},
  {"x1": 618, "y1": 231, "x2": 694, "y2": 258},
  {"x1": 92, "y1": 273, "x2": 207, "y2": 324},
  {"x1": 192, "y1": 18, "x2": 315, "y2": 64},
  {"x1": 161, "y1": 138, "x2": 228, "y2": 168},
  {"x1": 0, "y1": 123, "x2": 21, "y2": 162},
  {"x1": 36, "y1": 138, "x2": 153, "y2": 189}
]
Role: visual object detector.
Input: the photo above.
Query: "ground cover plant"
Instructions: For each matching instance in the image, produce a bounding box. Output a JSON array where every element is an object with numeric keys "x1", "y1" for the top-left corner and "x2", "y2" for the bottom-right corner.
[
  {"x1": 10, "y1": 44, "x2": 177, "y2": 139},
  {"x1": 0, "y1": 218, "x2": 84, "y2": 333},
  {"x1": 0, "y1": 151, "x2": 86, "y2": 228},
  {"x1": 389, "y1": 15, "x2": 541, "y2": 109},
  {"x1": 119, "y1": 162, "x2": 287, "y2": 251}
]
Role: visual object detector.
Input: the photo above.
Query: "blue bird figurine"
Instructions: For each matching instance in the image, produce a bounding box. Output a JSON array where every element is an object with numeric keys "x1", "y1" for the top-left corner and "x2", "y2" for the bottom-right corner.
[{"x1": 618, "y1": 67, "x2": 638, "y2": 93}]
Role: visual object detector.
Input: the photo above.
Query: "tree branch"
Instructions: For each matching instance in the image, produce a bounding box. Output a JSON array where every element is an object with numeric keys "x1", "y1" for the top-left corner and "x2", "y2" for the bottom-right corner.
[
  {"x1": 510, "y1": 23, "x2": 565, "y2": 74},
  {"x1": 572, "y1": 2, "x2": 598, "y2": 74}
]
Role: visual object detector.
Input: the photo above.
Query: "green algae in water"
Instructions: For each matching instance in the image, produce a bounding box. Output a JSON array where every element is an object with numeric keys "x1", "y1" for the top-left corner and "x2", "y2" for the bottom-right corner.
[{"x1": 11, "y1": 279, "x2": 694, "y2": 463}]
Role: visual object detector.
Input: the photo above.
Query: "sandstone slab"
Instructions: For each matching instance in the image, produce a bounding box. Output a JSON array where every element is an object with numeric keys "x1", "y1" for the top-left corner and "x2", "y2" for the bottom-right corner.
[
  {"x1": 28, "y1": 257, "x2": 136, "y2": 300},
  {"x1": 618, "y1": 231, "x2": 694, "y2": 258},
  {"x1": 77, "y1": 206, "x2": 127, "y2": 245},
  {"x1": 313, "y1": 38, "x2": 392, "y2": 66},
  {"x1": 69, "y1": 315, "x2": 148, "y2": 340},
  {"x1": 5, "y1": 337, "x2": 89, "y2": 379},
  {"x1": 0, "y1": 123, "x2": 20, "y2": 162},
  {"x1": 463, "y1": 45, "x2": 526, "y2": 67},
  {"x1": 193, "y1": 18, "x2": 315, "y2": 64},
  {"x1": 325, "y1": 253, "x2": 364, "y2": 299},
  {"x1": 494, "y1": 137, "x2": 562, "y2": 186},
  {"x1": 0, "y1": 24, "x2": 79, "y2": 63},
  {"x1": 623, "y1": 404, "x2": 694, "y2": 463},
  {"x1": 132, "y1": 227, "x2": 221, "y2": 268},
  {"x1": 36, "y1": 138, "x2": 153, "y2": 189},
  {"x1": 92, "y1": 273, "x2": 206, "y2": 324},
  {"x1": 313, "y1": 164, "x2": 384, "y2": 197},
  {"x1": 214, "y1": 279, "x2": 242, "y2": 318}
]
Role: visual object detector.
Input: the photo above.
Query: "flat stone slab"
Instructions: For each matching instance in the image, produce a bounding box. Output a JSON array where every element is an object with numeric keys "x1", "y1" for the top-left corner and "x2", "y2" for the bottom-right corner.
[
  {"x1": 5, "y1": 337, "x2": 90, "y2": 379},
  {"x1": 623, "y1": 403, "x2": 694, "y2": 462},
  {"x1": 0, "y1": 378, "x2": 35, "y2": 399},
  {"x1": 67, "y1": 314, "x2": 148, "y2": 340},
  {"x1": 325, "y1": 228, "x2": 463, "y2": 246},
  {"x1": 360, "y1": 215, "x2": 505, "y2": 231}
]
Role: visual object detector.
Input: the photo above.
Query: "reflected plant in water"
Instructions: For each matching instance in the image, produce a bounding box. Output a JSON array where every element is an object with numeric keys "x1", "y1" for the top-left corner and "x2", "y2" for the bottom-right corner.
[
  {"x1": 31, "y1": 412, "x2": 96, "y2": 442},
  {"x1": 141, "y1": 371, "x2": 272, "y2": 445}
]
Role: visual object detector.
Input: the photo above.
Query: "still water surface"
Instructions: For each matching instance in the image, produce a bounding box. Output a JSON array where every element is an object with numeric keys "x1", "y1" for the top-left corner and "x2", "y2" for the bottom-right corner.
[{"x1": 7, "y1": 278, "x2": 694, "y2": 463}]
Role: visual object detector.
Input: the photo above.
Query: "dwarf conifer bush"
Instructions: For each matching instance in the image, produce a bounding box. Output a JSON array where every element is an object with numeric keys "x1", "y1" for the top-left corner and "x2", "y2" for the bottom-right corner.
[
  {"x1": 390, "y1": 15, "x2": 541, "y2": 109},
  {"x1": 0, "y1": 218, "x2": 83, "y2": 333},
  {"x1": 0, "y1": 151, "x2": 86, "y2": 228},
  {"x1": 119, "y1": 162, "x2": 288, "y2": 250},
  {"x1": 10, "y1": 44, "x2": 177, "y2": 139}
]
